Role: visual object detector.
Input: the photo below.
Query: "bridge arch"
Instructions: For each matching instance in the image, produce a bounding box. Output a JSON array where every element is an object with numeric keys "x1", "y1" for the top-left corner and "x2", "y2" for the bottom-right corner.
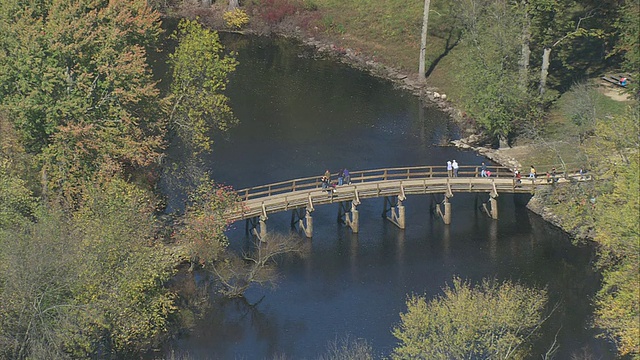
[{"x1": 224, "y1": 165, "x2": 584, "y2": 240}]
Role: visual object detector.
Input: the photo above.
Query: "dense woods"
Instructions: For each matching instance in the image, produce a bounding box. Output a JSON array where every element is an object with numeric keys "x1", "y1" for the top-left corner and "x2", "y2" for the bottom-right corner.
[
  {"x1": 0, "y1": 0, "x2": 238, "y2": 357},
  {"x1": 0, "y1": 0, "x2": 638, "y2": 358}
]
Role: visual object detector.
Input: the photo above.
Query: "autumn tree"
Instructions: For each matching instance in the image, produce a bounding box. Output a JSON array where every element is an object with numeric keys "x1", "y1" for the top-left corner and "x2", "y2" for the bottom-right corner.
[
  {"x1": 0, "y1": 0, "x2": 166, "y2": 199},
  {"x1": 587, "y1": 111, "x2": 639, "y2": 357},
  {"x1": 0, "y1": 178, "x2": 177, "y2": 359},
  {"x1": 174, "y1": 178, "x2": 307, "y2": 298},
  {"x1": 168, "y1": 19, "x2": 238, "y2": 154},
  {"x1": 538, "y1": 108, "x2": 639, "y2": 357},
  {"x1": 392, "y1": 277, "x2": 548, "y2": 360}
]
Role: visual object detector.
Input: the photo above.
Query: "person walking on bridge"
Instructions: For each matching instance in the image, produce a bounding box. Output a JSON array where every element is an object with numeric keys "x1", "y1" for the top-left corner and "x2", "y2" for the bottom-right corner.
[
  {"x1": 322, "y1": 170, "x2": 331, "y2": 189},
  {"x1": 529, "y1": 165, "x2": 536, "y2": 178},
  {"x1": 343, "y1": 168, "x2": 351, "y2": 185},
  {"x1": 447, "y1": 160, "x2": 453, "y2": 177},
  {"x1": 452, "y1": 160, "x2": 459, "y2": 177},
  {"x1": 481, "y1": 162, "x2": 488, "y2": 177}
]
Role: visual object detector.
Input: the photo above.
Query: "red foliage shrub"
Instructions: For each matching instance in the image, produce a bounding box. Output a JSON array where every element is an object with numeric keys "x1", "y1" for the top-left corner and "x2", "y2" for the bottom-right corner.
[{"x1": 258, "y1": 0, "x2": 298, "y2": 25}]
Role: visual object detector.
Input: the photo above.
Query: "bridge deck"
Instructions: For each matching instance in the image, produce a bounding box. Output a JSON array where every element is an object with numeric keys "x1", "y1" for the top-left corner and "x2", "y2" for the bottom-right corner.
[{"x1": 224, "y1": 165, "x2": 582, "y2": 222}]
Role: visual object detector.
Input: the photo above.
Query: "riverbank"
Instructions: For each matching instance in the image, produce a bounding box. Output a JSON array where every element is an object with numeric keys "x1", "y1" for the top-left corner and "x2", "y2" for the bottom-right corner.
[
  {"x1": 171, "y1": 2, "x2": 475, "y2": 135},
  {"x1": 173, "y1": 5, "x2": 591, "y2": 241}
]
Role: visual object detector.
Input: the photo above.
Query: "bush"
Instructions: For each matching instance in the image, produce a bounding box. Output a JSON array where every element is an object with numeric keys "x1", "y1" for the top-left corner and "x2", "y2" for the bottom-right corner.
[
  {"x1": 259, "y1": 0, "x2": 298, "y2": 25},
  {"x1": 223, "y1": 8, "x2": 250, "y2": 30},
  {"x1": 392, "y1": 277, "x2": 548, "y2": 360}
]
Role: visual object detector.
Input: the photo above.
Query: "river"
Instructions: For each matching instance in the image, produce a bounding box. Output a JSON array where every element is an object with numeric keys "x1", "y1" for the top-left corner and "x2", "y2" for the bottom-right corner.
[{"x1": 162, "y1": 34, "x2": 614, "y2": 359}]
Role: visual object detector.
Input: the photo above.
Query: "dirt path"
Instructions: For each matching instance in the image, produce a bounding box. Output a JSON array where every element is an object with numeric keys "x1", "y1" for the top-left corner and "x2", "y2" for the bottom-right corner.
[{"x1": 599, "y1": 82, "x2": 632, "y2": 101}]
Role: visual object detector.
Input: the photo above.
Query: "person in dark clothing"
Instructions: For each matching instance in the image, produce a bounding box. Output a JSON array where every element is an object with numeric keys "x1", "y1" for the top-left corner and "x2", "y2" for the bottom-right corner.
[{"x1": 343, "y1": 168, "x2": 351, "y2": 185}]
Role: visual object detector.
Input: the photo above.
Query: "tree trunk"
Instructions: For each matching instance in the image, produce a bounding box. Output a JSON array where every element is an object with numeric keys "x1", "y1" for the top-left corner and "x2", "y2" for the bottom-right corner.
[
  {"x1": 228, "y1": 0, "x2": 239, "y2": 11},
  {"x1": 418, "y1": 0, "x2": 431, "y2": 81},
  {"x1": 519, "y1": 3, "x2": 530, "y2": 91},
  {"x1": 539, "y1": 47, "x2": 551, "y2": 95}
]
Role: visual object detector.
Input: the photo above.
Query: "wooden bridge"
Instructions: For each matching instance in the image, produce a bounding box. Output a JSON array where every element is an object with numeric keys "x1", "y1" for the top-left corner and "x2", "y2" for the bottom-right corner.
[{"x1": 224, "y1": 165, "x2": 587, "y2": 240}]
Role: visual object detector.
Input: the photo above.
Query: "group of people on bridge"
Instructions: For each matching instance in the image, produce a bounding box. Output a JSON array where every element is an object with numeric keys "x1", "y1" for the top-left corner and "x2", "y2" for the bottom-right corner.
[
  {"x1": 446, "y1": 160, "x2": 459, "y2": 177},
  {"x1": 321, "y1": 168, "x2": 351, "y2": 194}
]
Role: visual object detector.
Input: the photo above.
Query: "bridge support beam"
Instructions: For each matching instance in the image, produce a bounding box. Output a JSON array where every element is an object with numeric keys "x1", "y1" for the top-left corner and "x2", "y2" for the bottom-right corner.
[
  {"x1": 435, "y1": 197, "x2": 452, "y2": 224},
  {"x1": 383, "y1": 196, "x2": 406, "y2": 229},
  {"x1": 246, "y1": 214, "x2": 268, "y2": 241},
  {"x1": 338, "y1": 201, "x2": 359, "y2": 234},
  {"x1": 434, "y1": 188, "x2": 453, "y2": 225},
  {"x1": 443, "y1": 197, "x2": 452, "y2": 224},
  {"x1": 481, "y1": 183, "x2": 499, "y2": 220},
  {"x1": 291, "y1": 207, "x2": 313, "y2": 238},
  {"x1": 489, "y1": 196, "x2": 498, "y2": 219}
]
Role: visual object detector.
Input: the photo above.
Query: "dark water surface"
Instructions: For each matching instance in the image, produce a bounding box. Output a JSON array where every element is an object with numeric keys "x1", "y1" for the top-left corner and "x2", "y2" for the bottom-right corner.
[{"x1": 165, "y1": 34, "x2": 614, "y2": 359}]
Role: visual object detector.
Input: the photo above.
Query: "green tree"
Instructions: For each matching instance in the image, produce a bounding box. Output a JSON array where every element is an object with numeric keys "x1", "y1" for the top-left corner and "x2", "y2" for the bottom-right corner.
[
  {"x1": 544, "y1": 109, "x2": 639, "y2": 357},
  {"x1": 392, "y1": 277, "x2": 548, "y2": 360},
  {"x1": 0, "y1": 159, "x2": 36, "y2": 229},
  {"x1": 0, "y1": 208, "x2": 75, "y2": 360},
  {"x1": 65, "y1": 178, "x2": 176, "y2": 357},
  {"x1": 587, "y1": 111, "x2": 639, "y2": 357},
  {"x1": 0, "y1": 0, "x2": 166, "y2": 199},
  {"x1": 0, "y1": 178, "x2": 177, "y2": 359},
  {"x1": 613, "y1": 0, "x2": 640, "y2": 97},
  {"x1": 168, "y1": 19, "x2": 238, "y2": 154},
  {"x1": 455, "y1": 0, "x2": 532, "y2": 142}
]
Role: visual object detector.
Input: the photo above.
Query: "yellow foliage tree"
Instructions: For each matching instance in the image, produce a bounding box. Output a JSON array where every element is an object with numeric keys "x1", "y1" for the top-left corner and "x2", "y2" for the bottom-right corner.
[
  {"x1": 589, "y1": 111, "x2": 640, "y2": 357},
  {"x1": 224, "y1": 8, "x2": 250, "y2": 30}
]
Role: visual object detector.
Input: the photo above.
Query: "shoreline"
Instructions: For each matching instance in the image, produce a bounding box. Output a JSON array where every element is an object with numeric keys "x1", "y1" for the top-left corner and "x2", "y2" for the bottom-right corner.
[
  {"x1": 185, "y1": 10, "x2": 591, "y2": 243},
  {"x1": 272, "y1": 29, "x2": 590, "y2": 241}
]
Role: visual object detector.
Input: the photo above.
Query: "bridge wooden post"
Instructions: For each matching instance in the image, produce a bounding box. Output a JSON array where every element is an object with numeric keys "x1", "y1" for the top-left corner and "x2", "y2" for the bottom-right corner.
[
  {"x1": 291, "y1": 207, "x2": 313, "y2": 238},
  {"x1": 338, "y1": 201, "x2": 360, "y2": 234},
  {"x1": 258, "y1": 214, "x2": 268, "y2": 240},
  {"x1": 489, "y1": 196, "x2": 498, "y2": 219},
  {"x1": 397, "y1": 200, "x2": 406, "y2": 229},
  {"x1": 304, "y1": 207, "x2": 313, "y2": 237},
  {"x1": 338, "y1": 190, "x2": 361, "y2": 234},
  {"x1": 434, "y1": 185, "x2": 453, "y2": 225},
  {"x1": 442, "y1": 181, "x2": 453, "y2": 225},
  {"x1": 481, "y1": 182, "x2": 499, "y2": 220},
  {"x1": 382, "y1": 185, "x2": 406, "y2": 229},
  {"x1": 246, "y1": 214, "x2": 268, "y2": 241},
  {"x1": 489, "y1": 181, "x2": 499, "y2": 219},
  {"x1": 350, "y1": 202, "x2": 359, "y2": 233},
  {"x1": 443, "y1": 197, "x2": 452, "y2": 225}
]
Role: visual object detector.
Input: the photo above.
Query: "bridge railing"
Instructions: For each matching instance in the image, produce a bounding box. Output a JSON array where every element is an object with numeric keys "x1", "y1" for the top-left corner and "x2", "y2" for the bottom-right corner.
[{"x1": 235, "y1": 165, "x2": 514, "y2": 201}]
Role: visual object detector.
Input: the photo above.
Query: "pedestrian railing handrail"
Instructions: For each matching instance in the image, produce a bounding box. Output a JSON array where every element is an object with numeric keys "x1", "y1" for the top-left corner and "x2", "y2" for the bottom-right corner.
[
  {"x1": 224, "y1": 167, "x2": 592, "y2": 225},
  {"x1": 234, "y1": 165, "x2": 517, "y2": 201}
]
